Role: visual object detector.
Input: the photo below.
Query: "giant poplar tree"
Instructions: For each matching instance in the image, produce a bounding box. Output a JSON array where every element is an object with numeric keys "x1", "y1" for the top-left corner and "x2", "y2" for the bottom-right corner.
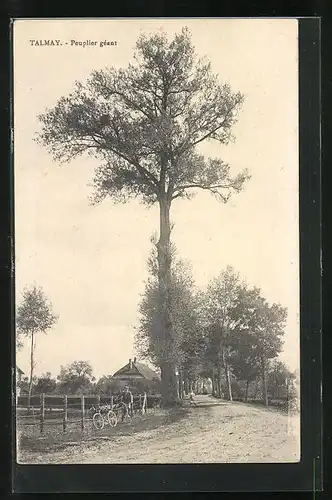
[{"x1": 37, "y1": 28, "x2": 250, "y2": 406}]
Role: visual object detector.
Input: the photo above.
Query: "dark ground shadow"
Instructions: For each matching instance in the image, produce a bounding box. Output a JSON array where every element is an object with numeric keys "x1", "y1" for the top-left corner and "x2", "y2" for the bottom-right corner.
[{"x1": 18, "y1": 406, "x2": 190, "y2": 454}]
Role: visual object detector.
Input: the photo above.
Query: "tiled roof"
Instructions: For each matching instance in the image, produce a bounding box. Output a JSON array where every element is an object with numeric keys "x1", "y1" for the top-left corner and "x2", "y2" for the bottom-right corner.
[
  {"x1": 113, "y1": 360, "x2": 160, "y2": 381},
  {"x1": 134, "y1": 362, "x2": 160, "y2": 381}
]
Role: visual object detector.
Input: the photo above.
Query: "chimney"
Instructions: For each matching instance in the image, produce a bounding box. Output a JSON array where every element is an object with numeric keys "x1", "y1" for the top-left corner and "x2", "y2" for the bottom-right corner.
[
  {"x1": 129, "y1": 358, "x2": 132, "y2": 370},
  {"x1": 133, "y1": 357, "x2": 137, "y2": 364}
]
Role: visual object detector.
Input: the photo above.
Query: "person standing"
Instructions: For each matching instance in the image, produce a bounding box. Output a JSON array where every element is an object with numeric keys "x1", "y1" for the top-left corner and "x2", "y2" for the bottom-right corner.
[{"x1": 123, "y1": 386, "x2": 134, "y2": 417}]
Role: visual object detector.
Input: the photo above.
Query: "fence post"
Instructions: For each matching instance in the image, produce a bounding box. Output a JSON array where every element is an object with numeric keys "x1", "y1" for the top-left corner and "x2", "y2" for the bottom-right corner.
[
  {"x1": 111, "y1": 395, "x2": 113, "y2": 410},
  {"x1": 40, "y1": 393, "x2": 45, "y2": 434},
  {"x1": 143, "y1": 392, "x2": 147, "y2": 414},
  {"x1": 81, "y1": 395, "x2": 85, "y2": 431},
  {"x1": 63, "y1": 395, "x2": 68, "y2": 433},
  {"x1": 139, "y1": 394, "x2": 142, "y2": 412},
  {"x1": 97, "y1": 395, "x2": 101, "y2": 408}
]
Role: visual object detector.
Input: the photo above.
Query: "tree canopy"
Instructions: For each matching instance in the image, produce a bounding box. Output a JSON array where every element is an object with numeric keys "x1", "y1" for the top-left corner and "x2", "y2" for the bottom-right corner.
[
  {"x1": 57, "y1": 360, "x2": 95, "y2": 395},
  {"x1": 34, "y1": 372, "x2": 57, "y2": 394},
  {"x1": 16, "y1": 285, "x2": 58, "y2": 338},
  {"x1": 37, "y1": 28, "x2": 250, "y2": 207}
]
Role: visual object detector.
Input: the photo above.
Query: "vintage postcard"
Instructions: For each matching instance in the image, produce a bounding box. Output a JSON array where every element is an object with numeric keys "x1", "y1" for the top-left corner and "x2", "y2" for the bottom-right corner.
[{"x1": 13, "y1": 18, "x2": 300, "y2": 465}]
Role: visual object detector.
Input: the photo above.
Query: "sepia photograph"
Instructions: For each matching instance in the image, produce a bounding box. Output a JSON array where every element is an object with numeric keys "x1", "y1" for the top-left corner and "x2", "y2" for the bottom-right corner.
[{"x1": 13, "y1": 18, "x2": 300, "y2": 465}]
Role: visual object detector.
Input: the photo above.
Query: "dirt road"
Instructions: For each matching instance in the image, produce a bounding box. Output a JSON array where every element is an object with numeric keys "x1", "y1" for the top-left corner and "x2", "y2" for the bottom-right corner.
[{"x1": 19, "y1": 396, "x2": 300, "y2": 464}]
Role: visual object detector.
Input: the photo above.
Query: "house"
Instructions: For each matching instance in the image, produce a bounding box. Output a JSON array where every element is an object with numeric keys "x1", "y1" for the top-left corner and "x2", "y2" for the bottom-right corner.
[
  {"x1": 16, "y1": 366, "x2": 24, "y2": 397},
  {"x1": 112, "y1": 357, "x2": 160, "y2": 393}
]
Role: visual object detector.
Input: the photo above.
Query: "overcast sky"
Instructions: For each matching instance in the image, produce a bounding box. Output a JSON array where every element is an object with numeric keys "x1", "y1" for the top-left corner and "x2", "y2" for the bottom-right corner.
[{"x1": 14, "y1": 18, "x2": 299, "y2": 379}]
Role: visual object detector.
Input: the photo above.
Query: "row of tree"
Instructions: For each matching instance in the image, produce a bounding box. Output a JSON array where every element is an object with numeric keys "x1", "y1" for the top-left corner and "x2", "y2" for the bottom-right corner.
[
  {"x1": 17, "y1": 360, "x2": 158, "y2": 396},
  {"x1": 135, "y1": 241, "x2": 295, "y2": 406},
  {"x1": 16, "y1": 257, "x2": 296, "y2": 407},
  {"x1": 18, "y1": 361, "x2": 94, "y2": 395},
  {"x1": 18, "y1": 356, "x2": 296, "y2": 407}
]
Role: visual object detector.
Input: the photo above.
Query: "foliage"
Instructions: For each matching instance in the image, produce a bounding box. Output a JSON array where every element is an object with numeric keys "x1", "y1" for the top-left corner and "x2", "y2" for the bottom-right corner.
[
  {"x1": 228, "y1": 330, "x2": 261, "y2": 383},
  {"x1": 93, "y1": 375, "x2": 160, "y2": 396},
  {"x1": 16, "y1": 285, "x2": 58, "y2": 338},
  {"x1": 16, "y1": 331, "x2": 24, "y2": 351},
  {"x1": 18, "y1": 376, "x2": 32, "y2": 394},
  {"x1": 135, "y1": 239, "x2": 203, "y2": 373},
  {"x1": 267, "y1": 359, "x2": 296, "y2": 400},
  {"x1": 199, "y1": 267, "x2": 288, "y2": 404},
  {"x1": 229, "y1": 286, "x2": 287, "y2": 360},
  {"x1": 36, "y1": 28, "x2": 249, "y2": 207},
  {"x1": 34, "y1": 372, "x2": 57, "y2": 394},
  {"x1": 57, "y1": 360, "x2": 95, "y2": 395},
  {"x1": 94, "y1": 375, "x2": 115, "y2": 395},
  {"x1": 203, "y1": 266, "x2": 244, "y2": 366}
]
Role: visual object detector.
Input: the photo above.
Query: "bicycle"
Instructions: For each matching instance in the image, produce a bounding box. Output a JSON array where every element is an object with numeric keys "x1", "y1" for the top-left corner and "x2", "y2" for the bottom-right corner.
[
  {"x1": 89, "y1": 404, "x2": 118, "y2": 430},
  {"x1": 113, "y1": 401, "x2": 132, "y2": 423}
]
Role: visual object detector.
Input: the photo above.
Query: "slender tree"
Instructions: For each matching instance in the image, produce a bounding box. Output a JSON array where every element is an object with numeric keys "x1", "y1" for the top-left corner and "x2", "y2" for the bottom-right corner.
[
  {"x1": 36, "y1": 28, "x2": 250, "y2": 406},
  {"x1": 204, "y1": 266, "x2": 245, "y2": 400},
  {"x1": 16, "y1": 285, "x2": 58, "y2": 406}
]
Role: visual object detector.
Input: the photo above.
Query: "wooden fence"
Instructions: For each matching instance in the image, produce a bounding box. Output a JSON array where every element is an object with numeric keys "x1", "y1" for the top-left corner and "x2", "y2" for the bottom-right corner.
[{"x1": 16, "y1": 393, "x2": 147, "y2": 434}]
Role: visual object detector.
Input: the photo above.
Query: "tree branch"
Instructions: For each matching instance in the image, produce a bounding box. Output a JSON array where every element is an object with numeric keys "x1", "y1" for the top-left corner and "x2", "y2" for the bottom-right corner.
[
  {"x1": 174, "y1": 181, "x2": 241, "y2": 192},
  {"x1": 179, "y1": 99, "x2": 243, "y2": 154},
  {"x1": 82, "y1": 131, "x2": 161, "y2": 190}
]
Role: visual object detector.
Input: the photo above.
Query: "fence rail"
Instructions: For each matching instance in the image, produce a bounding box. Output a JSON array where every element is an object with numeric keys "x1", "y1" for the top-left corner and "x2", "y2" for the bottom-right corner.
[{"x1": 16, "y1": 393, "x2": 148, "y2": 434}]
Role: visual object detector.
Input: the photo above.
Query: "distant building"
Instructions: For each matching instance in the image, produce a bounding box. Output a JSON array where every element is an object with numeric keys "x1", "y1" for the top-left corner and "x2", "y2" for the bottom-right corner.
[
  {"x1": 16, "y1": 366, "x2": 24, "y2": 397},
  {"x1": 112, "y1": 358, "x2": 160, "y2": 393}
]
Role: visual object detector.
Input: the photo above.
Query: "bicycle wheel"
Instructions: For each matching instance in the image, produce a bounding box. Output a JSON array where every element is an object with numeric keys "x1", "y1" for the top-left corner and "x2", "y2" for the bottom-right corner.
[
  {"x1": 92, "y1": 412, "x2": 104, "y2": 430},
  {"x1": 107, "y1": 410, "x2": 118, "y2": 427}
]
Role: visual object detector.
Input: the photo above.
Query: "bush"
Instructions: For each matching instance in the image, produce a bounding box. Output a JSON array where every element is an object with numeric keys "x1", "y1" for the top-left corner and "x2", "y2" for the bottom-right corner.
[{"x1": 17, "y1": 395, "x2": 41, "y2": 407}]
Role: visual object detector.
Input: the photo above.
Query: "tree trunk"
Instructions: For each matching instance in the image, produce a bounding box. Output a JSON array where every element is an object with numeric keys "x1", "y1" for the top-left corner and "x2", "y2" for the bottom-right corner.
[
  {"x1": 261, "y1": 357, "x2": 268, "y2": 406},
  {"x1": 159, "y1": 356, "x2": 178, "y2": 406},
  {"x1": 226, "y1": 366, "x2": 232, "y2": 401},
  {"x1": 222, "y1": 351, "x2": 232, "y2": 401},
  {"x1": 217, "y1": 367, "x2": 222, "y2": 398},
  {"x1": 178, "y1": 368, "x2": 184, "y2": 400},
  {"x1": 157, "y1": 197, "x2": 179, "y2": 407},
  {"x1": 28, "y1": 332, "x2": 35, "y2": 409},
  {"x1": 245, "y1": 379, "x2": 250, "y2": 402},
  {"x1": 212, "y1": 369, "x2": 217, "y2": 397},
  {"x1": 184, "y1": 376, "x2": 189, "y2": 396}
]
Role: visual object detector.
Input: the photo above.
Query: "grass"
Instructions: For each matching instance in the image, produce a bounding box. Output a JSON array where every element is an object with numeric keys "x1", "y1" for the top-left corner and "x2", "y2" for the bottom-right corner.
[{"x1": 17, "y1": 406, "x2": 189, "y2": 454}]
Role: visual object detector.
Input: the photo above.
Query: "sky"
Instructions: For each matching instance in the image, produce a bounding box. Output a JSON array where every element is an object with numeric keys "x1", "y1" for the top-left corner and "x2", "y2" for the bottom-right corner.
[{"x1": 14, "y1": 18, "x2": 299, "y2": 380}]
